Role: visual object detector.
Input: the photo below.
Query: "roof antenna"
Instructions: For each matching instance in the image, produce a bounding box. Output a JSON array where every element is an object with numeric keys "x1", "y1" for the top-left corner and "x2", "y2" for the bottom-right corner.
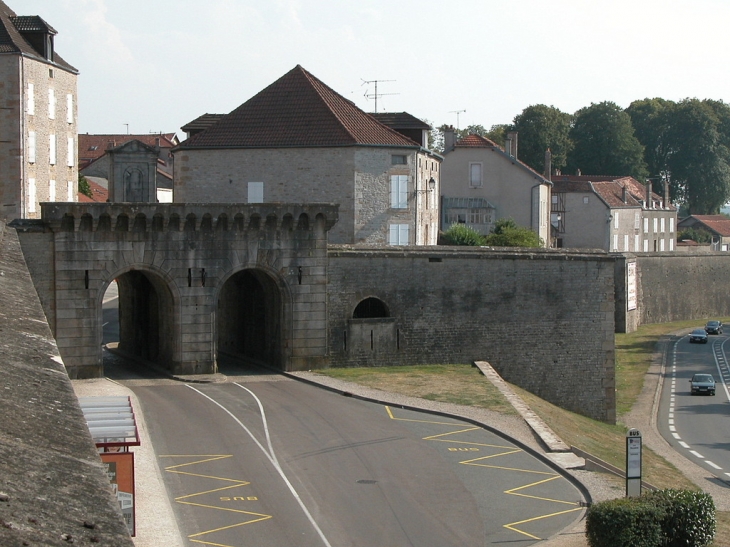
[
  {"x1": 449, "y1": 110, "x2": 466, "y2": 129},
  {"x1": 361, "y1": 79, "x2": 398, "y2": 113}
]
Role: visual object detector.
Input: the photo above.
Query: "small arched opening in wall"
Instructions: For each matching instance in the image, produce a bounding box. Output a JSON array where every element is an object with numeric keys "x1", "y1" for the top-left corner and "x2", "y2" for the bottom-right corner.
[
  {"x1": 353, "y1": 297, "x2": 390, "y2": 319},
  {"x1": 217, "y1": 268, "x2": 286, "y2": 370},
  {"x1": 100, "y1": 268, "x2": 176, "y2": 373}
]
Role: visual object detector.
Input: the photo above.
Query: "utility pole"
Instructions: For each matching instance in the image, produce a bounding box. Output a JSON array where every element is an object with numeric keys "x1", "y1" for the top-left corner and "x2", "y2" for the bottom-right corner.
[
  {"x1": 123, "y1": 123, "x2": 129, "y2": 135},
  {"x1": 362, "y1": 79, "x2": 398, "y2": 113},
  {"x1": 449, "y1": 109, "x2": 466, "y2": 129}
]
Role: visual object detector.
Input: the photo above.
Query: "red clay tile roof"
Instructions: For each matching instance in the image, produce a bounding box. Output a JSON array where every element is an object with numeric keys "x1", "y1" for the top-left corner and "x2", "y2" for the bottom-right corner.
[
  {"x1": 177, "y1": 65, "x2": 419, "y2": 150},
  {"x1": 592, "y1": 180, "x2": 642, "y2": 208},
  {"x1": 454, "y1": 134, "x2": 499, "y2": 148},
  {"x1": 553, "y1": 175, "x2": 675, "y2": 210},
  {"x1": 684, "y1": 215, "x2": 730, "y2": 236},
  {"x1": 78, "y1": 179, "x2": 108, "y2": 203},
  {"x1": 78, "y1": 133, "x2": 178, "y2": 166}
]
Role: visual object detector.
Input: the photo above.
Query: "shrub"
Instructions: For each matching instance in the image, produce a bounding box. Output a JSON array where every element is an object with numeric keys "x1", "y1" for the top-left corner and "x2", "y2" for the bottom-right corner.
[
  {"x1": 586, "y1": 497, "x2": 664, "y2": 547},
  {"x1": 442, "y1": 223, "x2": 485, "y2": 246},
  {"x1": 586, "y1": 489, "x2": 715, "y2": 547},
  {"x1": 483, "y1": 218, "x2": 543, "y2": 248},
  {"x1": 645, "y1": 489, "x2": 715, "y2": 547}
]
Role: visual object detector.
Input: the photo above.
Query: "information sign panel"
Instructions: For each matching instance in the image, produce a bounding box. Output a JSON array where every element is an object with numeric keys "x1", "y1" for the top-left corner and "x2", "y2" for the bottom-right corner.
[{"x1": 626, "y1": 428, "x2": 642, "y2": 497}]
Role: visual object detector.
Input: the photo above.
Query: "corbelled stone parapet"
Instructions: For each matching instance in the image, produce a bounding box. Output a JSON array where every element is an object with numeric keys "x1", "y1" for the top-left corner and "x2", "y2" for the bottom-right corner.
[{"x1": 39, "y1": 202, "x2": 339, "y2": 234}]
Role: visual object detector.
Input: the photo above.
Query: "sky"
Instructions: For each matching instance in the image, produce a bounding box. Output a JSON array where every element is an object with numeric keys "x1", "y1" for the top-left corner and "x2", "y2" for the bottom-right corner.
[{"x1": 17, "y1": 0, "x2": 730, "y2": 139}]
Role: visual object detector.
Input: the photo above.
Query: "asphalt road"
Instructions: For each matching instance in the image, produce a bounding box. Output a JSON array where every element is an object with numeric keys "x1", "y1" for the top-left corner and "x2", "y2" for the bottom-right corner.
[
  {"x1": 102, "y1": 283, "x2": 584, "y2": 546},
  {"x1": 658, "y1": 328, "x2": 730, "y2": 483}
]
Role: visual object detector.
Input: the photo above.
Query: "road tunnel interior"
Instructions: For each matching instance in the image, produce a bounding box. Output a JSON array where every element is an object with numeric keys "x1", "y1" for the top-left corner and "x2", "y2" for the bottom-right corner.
[
  {"x1": 114, "y1": 270, "x2": 175, "y2": 371},
  {"x1": 218, "y1": 269, "x2": 283, "y2": 370}
]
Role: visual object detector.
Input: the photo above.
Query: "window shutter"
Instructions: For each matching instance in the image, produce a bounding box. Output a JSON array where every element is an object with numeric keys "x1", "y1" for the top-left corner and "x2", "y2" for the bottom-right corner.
[
  {"x1": 399, "y1": 224, "x2": 409, "y2": 245},
  {"x1": 391, "y1": 175, "x2": 407, "y2": 208},
  {"x1": 248, "y1": 182, "x2": 264, "y2": 203},
  {"x1": 67, "y1": 137, "x2": 74, "y2": 166},
  {"x1": 28, "y1": 178, "x2": 36, "y2": 213},
  {"x1": 28, "y1": 131, "x2": 36, "y2": 163},
  {"x1": 67, "y1": 180, "x2": 74, "y2": 202},
  {"x1": 27, "y1": 83, "x2": 35, "y2": 115},
  {"x1": 49, "y1": 179, "x2": 56, "y2": 202},
  {"x1": 49, "y1": 134, "x2": 56, "y2": 165}
]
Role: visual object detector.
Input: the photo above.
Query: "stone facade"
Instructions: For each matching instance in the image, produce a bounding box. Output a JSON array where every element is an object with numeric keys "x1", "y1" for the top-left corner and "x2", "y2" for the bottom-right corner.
[
  {"x1": 174, "y1": 146, "x2": 440, "y2": 246},
  {"x1": 16, "y1": 202, "x2": 338, "y2": 377},
  {"x1": 0, "y1": 38, "x2": 78, "y2": 220}
]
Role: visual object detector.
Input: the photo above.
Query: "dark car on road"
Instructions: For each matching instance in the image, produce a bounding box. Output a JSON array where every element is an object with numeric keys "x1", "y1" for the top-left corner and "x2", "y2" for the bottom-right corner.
[
  {"x1": 705, "y1": 320, "x2": 723, "y2": 335},
  {"x1": 690, "y1": 373, "x2": 716, "y2": 395},
  {"x1": 689, "y1": 328, "x2": 708, "y2": 344}
]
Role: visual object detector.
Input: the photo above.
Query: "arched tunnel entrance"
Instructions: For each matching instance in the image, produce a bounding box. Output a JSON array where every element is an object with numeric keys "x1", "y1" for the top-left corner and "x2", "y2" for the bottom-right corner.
[
  {"x1": 112, "y1": 270, "x2": 175, "y2": 370},
  {"x1": 217, "y1": 269, "x2": 283, "y2": 369}
]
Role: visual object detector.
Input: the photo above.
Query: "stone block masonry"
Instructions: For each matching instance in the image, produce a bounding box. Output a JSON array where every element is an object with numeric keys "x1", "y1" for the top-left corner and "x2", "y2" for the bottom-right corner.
[{"x1": 327, "y1": 245, "x2": 617, "y2": 423}]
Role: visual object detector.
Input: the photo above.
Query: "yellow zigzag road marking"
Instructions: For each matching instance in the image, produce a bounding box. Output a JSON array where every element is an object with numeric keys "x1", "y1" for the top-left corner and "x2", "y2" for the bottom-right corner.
[
  {"x1": 160, "y1": 454, "x2": 272, "y2": 547},
  {"x1": 385, "y1": 406, "x2": 581, "y2": 541}
]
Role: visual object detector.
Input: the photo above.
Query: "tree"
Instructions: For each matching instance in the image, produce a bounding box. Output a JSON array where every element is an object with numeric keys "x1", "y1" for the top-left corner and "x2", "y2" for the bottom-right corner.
[
  {"x1": 626, "y1": 98, "x2": 674, "y2": 182},
  {"x1": 661, "y1": 99, "x2": 730, "y2": 214},
  {"x1": 567, "y1": 101, "x2": 648, "y2": 181},
  {"x1": 511, "y1": 104, "x2": 573, "y2": 174},
  {"x1": 78, "y1": 175, "x2": 92, "y2": 198},
  {"x1": 483, "y1": 218, "x2": 543, "y2": 248},
  {"x1": 484, "y1": 124, "x2": 509, "y2": 147}
]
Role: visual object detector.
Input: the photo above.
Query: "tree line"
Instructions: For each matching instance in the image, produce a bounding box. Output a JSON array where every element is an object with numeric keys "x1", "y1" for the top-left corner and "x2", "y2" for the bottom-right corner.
[{"x1": 430, "y1": 99, "x2": 730, "y2": 215}]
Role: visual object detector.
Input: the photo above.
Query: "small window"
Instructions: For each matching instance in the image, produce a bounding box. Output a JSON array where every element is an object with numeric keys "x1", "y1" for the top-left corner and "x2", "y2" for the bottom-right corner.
[
  {"x1": 469, "y1": 162, "x2": 482, "y2": 187},
  {"x1": 583, "y1": 196, "x2": 589, "y2": 204},
  {"x1": 49, "y1": 68, "x2": 54, "y2": 78},
  {"x1": 392, "y1": 155, "x2": 407, "y2": 165},
  {"x1": 49, "y1": 179, "x2": 56, "y2": 202},
  {"x1": 248, "y1": 182, "x2": 263, "y2": 203},
  {"x1": 67, "y1": 181, "x2": 74, "y2": 202},
  {"x1": 669, "y1": 217, "x2": 674, "y2": 233}
]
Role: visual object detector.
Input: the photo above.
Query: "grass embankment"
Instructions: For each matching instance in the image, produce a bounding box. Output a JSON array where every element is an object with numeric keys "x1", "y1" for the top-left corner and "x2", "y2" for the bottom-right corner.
[{"x1": 316, "y1": 318, "x2": 730, "y2": 544}]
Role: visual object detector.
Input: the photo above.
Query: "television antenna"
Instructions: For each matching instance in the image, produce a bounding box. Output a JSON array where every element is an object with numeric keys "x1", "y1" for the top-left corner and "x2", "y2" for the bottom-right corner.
[
  {"x1": 362, "y1": 79, "x2": 398, "y2": 113},
  {"x1": 449, "y1": 109, "x2": 466, "y2": 129}
]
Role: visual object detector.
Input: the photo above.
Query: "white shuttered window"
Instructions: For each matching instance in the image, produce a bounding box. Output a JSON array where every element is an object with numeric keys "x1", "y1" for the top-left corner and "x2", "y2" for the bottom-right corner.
[
  {"x1": 390, "y1": 175, "x2": 408, "y2": 208},
  {"x1": 49, "y1": 134, "x2": 56, "y2": 165},
  {"x1": 28, "y1": 178, "x2": 36, "y2": 213},
  {"x1": 389, "y1": 224, "x2": 409, "y2": 245},
  {"x1": 28, "y1": 131, "x2": 36, "y2": 163}
]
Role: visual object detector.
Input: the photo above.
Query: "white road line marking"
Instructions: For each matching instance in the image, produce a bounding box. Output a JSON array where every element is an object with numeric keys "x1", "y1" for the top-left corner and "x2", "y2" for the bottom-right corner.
[
  {"x1": 672, "y1": 433, "x2": 681, "y2": 439},
  {"x1": 690, "y1": 450, "x2": 704, "y2": 458},
  {"x1": 706, "y1": 461, "x2": 722, "y2": 470},
  {"x1": 679, "y1": 441, "x2": 690, "y2": 448},
  {"x1": 669, "y1": 426, "x2": 676, "y2": 432},
  {"x1": 668, "y1": 419, "x2": 674, "y2": 425}
]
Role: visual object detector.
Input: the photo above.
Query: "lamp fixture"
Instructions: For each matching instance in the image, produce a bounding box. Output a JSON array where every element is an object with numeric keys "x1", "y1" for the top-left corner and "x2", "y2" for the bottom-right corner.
[{"x1": 414, "y1": 177, "x2": 436, "y2": 196}]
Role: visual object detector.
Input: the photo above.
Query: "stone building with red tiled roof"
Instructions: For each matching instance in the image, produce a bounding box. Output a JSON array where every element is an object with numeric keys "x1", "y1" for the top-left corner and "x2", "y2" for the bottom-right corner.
[
  {"x1": 0, "y1": 0, "x2": 78, "y2": 220},
  {"x1": 677, "y1": 214, "x2": 730, "y2": 251},
  {"x1": 551, "y1": 174, "x2": 677, "y2": 252},
  {"x1": 439, "y1": 128, "x2": 552, "y2": 246},
  {"x1": 173, "y1": 65, "x2": 442, "y2": 246}
]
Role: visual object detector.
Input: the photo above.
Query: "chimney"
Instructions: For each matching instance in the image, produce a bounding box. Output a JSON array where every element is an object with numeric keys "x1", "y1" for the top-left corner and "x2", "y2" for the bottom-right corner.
[
  {"x1": 506, "y1": 131, "x2": 518, "y2": 159},
  {"x1": 664, "y1": 176, "x2": 670, "y2": 209},
  {"x1": 622, "y1": 185, "x2": 627, "y2": 203},
  {"x1": 107, "y1": 141, "x2": 115, "y2": 150},
  {"x1": 544, "y1": 148, "x2": 552, "y2": 181},
  {"x1": 443, "y1": 125, "x2": 456, "y2": 152},
  {"x1": 576, "y1": 168, "x2": 581, "y2": 176},
  {"x1": 645, "y1": 180, "x2": 652, "y2": 209}
]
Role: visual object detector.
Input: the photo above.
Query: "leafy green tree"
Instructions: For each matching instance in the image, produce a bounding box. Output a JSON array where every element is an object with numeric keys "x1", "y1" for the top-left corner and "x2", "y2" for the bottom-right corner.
[
  {"x1": 442, "y1": 223, "x2": 485, "y2": 246},
  {"x1": 626, "y1": 98, "x2": 674, "y2": 183},
  {"x1": 484, "y1": 124, "x2": 509, "y2": 147},
  {"x1": 662, "y1": 99, "x2": 730, "y2": 214},
  {"x1": 483, "y1": 218, "x2": 543, "y2": 248},
  {"x1": 677, "y1": 227, "x2": 712, "y2": 244},
  {"x1": 78, "y1": 175, "x2": 93, "y2": 199},
  {"x1": 511, "y1": 104, "x2": 573, "y2": 174},
  {"x1": 567, "y1": 101, "x2": 648, "y2": 181}
]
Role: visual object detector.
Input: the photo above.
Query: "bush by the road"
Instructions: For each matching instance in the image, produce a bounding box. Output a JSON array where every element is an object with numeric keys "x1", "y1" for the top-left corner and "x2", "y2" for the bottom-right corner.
[{"x1": 586, "y1": 489, "x2": 715, "y2": 547}]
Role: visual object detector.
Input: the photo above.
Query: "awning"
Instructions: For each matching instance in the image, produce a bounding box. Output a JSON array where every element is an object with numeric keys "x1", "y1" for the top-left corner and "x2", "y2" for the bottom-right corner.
[{"x1": 79, "y1": 396, "x2": 140, "y2": 449}]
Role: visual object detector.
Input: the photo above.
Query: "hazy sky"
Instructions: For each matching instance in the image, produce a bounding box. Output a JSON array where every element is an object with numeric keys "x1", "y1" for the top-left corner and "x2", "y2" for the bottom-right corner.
[{"x1": 18, "y1": 0, "x2": 730, "y2": 138}]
